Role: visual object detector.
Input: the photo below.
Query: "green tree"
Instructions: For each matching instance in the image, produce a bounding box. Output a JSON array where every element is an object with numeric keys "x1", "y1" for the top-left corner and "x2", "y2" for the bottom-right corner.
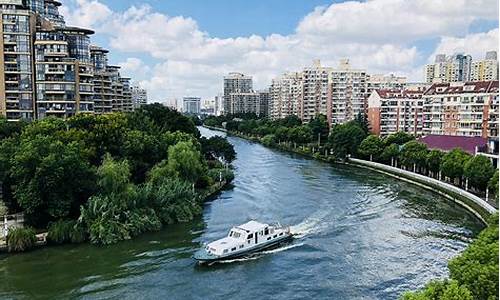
[
  {"x1": 440, "y1": 149, "x2": 471, "y2": 184},
  {"x1": 328, "y1": 121, "x2": 367, "y2": 159},
  {"x1": 401, "y1": 280, "x2": 473, "y2": 300},
  {"x1": 80, "y1": 155, "x2": 161, "y2": 245},
  {"x1": 200, "y1": 136, "x2": 236, "y2": 163},
  {"x1": 358, "y1": 135, "x2": 384, "y2": 161},
  {"x1": 383, "y1": 131, "x2": 415, "y2": 146},
  {"x1": 0, "y1": 200, "x2": 7, "y2": 216},
  {"x1": 166, "y1": 141, "x2": 205, "y2": 183},
  {"x1": 354, "y1": 112, "x2": 369, "y2": 134},
  {"x1": 400, "y1": 141, "x2": 428, "y2": 172},
  {"x1": 0, "y1": 117, "x2": 26, "y2": 139},
  {"x1": 448, "y1": 214, "x2": 499, "y2": 300},
  {"x1": 307, "y1": 114, "x2": 329, "y2": 144},
  {"x1": 11, "y1": 136, "x2": 96, "y2": 226},
  {"x1": 380, "y1": 143, "x2": 400, "y2": 166},
  {"x1": 426, "y1": 150, "x2": 444, "y2": 178},
  {"x1": 290, "y1": 125, "x2": 313, "y2": 145},
  {"x1": 488, "y1": 170, "x2": 498, "y2": 204},
  {"x1": 464, "y1": 155, "x2": 495, "y2": 191}
]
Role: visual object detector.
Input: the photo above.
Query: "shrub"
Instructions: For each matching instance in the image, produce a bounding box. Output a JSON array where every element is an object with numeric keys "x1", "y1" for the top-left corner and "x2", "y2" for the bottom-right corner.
[
  {"x1": 6, "y1": 227, "x2": 36, "y2": 252},
  {"x1": 47, "y1": 220, "x2": 74, "y2": 244},
  {"x1": 47, "y1": 219, "x2": 87, "y2": 244}
]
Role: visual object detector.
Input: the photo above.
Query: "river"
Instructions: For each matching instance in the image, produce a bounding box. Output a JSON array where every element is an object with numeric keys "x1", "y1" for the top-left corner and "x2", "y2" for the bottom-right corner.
[{"x1": 0, "y1": 127, "x2": 483, "y2": 300}]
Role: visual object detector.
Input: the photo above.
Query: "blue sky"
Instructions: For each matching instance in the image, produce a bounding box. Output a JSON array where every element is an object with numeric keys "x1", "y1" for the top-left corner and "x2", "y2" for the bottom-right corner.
[{"x1": 61, "y1": 0, "x2": 499, "y2": 102}]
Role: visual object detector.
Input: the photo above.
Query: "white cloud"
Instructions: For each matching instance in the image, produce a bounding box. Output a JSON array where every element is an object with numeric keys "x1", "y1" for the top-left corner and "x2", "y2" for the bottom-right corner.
[
  {"x1": 60, "y1": 0, "x2": 111, "y2": 29},
  {"x1": 61, "y1": 0, "x2": 498, "y2": 101},
  {"x1": 430, "y1": 29, "x2": 499, "y2": 62}
]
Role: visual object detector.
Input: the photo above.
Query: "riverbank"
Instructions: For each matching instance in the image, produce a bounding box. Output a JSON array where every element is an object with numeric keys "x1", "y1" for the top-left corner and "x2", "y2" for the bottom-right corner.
[
  {"x1": 0, "y1": 180, "x2": 231, "y2": 253},
  {"x1": 208, "y1": 125, "x2": 497, "y2": 224}
]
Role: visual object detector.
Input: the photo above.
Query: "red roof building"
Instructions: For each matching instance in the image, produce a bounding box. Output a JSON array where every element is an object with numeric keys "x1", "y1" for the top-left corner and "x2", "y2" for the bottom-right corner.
[{"x1": 418, "y1": 135, "x2": 487, "y2": 154}]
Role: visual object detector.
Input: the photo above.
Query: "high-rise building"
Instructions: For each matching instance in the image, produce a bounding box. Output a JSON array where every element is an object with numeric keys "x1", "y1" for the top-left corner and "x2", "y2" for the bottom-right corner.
[
  {"x1": 328, "y1": 59, "x2": 368, "y2": 125},
  {"x1": 0, "y1": 0, "x2": 144, "y2": 121},
  {"x1": 228, "y1": 92, "x2": 267, "y2": 116},
  {"x1": 470, "y1": 51, "x2": 499, "y2": 82},
  {"x1": 223, "y1": 72, "x2": 252, "y2": 114},
  {"x1": 90, "y1": 45, "x2": 113, "y2": 114},
  {"x1": 214, "y1": 94, "x2": 224, "y2": 116},
  {"x1": 422, "y1": 81, "x2": 499, "y2": 138},
  {"x1": 131, "y1": 85, "x2": 147, "y2": 109},
  {"x1": 183, "y1": 97, "x2": 201, "y2": 114},
  {"x1": 367, "y1": 88, "x2": 424, "y2": 137},
  {"x1": 270, "y1": 72, "x2": 302, "y2": 120},
  {"x1": 0, "y1": 0, "x2": 37, "y2": 121},
  {"x1": 301, "y1": 60, "x2": 331, "y2": 121},
  {"x1": 425, "y1": 52, "x2": 498, "y2": 84}
]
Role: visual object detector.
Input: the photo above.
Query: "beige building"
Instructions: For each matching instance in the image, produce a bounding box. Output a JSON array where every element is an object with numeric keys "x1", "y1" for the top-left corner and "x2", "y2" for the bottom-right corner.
[
  {"x1": 367, "y1": 88, "x2": 424, "y2": 137},
  {"x1": 269, "y1": 72, "x2": 302, "y2": 120},
  {"x1": 301, "y1": 60, "x2": 331, "y2": 121},
  {"x1": 422, "y1": 81, "x2": 499, "y2": 138},
  {"x1": 470, "y1": 51, "x2": 499, "y2": 82},
  {"x1": 328, "y1": 59, "x2": 368, "y2": 125}
]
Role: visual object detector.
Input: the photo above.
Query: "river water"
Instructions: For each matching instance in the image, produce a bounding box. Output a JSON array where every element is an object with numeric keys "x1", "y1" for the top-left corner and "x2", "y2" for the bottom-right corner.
[{"x1": 0, "y1": 127, "x2": 483, "y2": 300}]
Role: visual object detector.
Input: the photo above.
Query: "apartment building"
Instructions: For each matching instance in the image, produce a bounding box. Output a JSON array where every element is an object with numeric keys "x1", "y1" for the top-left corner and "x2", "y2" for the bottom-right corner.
[
  {"x1": 0, "y1": 0, "x2": 143, "y2": 121},
  {"x1": 301, "y1": 60, "x2": 331, "y2": 121},
  {"x1": 470, "y1": 51, "x2": 499, "y2": 82},
  {"x1": 0, "y1": 0, "x2": 37, "y2": 121},
  {"x1": 422, "y1": 81, "x2": 499, "y2": 138},
  {"x1": 328, "y1": 59, "x2": 368, "y2": 125},
  {"x1": 228, "y1": 91, "x2": 268, "y2": 117},
  {"x1": 223, "y1": 72, "x2": 252, "y2": 114},
  {"x1": 269, "y1": 72, "x2": 302, "y2": 120},
  {"x1": 131, "y1": 85, "x2": 147, "y2": 109},
  {"x1": 367, "y1": 88, "x2": 424, "y2": 136},
  {"x1": 426, "y1": 52, "x2": 498, "y2": 84},
  {"x1": 90, "y1": 45, "x2": 112, "y2": 113},
  {"x1": 183, "y1": 96, "x2": 201, "y2": 114}
]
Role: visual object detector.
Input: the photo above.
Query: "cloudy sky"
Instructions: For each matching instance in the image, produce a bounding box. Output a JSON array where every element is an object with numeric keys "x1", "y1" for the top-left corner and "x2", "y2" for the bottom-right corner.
[{"x1": 60, "y1": 0, "x2": 499, "y2": 102}]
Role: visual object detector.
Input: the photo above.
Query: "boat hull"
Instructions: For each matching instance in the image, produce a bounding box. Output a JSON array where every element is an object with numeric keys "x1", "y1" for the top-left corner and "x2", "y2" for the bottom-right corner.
[{"x1": 194, "y1": 234, "x2": 293, "y2": 264}]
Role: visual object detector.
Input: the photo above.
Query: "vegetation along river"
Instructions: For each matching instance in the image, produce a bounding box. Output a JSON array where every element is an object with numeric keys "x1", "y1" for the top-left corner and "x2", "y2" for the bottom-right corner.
[{"x1": 0, "y1": 127, "x2": 483, "y2": 299}]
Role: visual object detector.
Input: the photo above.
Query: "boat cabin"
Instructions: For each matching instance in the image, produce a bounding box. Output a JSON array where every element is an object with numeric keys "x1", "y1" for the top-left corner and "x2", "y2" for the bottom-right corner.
[{"x1": 204, "y1": 220, "x2": 287, "y2": 256}]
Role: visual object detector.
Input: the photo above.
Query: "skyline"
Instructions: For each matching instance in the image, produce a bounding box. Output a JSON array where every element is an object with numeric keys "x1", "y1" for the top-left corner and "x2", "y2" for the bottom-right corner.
[{"x1": 60, "y1": 0, "x2": 499, "y2": 101}]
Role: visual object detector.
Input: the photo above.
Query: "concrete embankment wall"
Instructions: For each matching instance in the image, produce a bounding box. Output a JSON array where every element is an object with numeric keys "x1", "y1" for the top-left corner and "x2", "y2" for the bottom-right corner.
[
  {"x1": 202, "y1": 125, "x2": 227, "y2": 132},
  {"x1": 349, "y1": 158, "x2": 497, "y2": 224}
]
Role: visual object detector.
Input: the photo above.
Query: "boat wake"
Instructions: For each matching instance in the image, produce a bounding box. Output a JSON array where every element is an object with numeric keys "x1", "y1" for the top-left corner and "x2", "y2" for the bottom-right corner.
[
  {"x1": 216, "y1": 243, "x2": 304, "y2": 265},
  {"x1": 289, "y1": 209, "x2": 331, "y2": 238}
]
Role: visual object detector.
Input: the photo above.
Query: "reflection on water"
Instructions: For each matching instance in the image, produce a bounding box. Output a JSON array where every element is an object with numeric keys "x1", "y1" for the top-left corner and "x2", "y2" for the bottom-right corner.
[{"x1": 0, "y1": 127, "x2": 483, "y2": 300}]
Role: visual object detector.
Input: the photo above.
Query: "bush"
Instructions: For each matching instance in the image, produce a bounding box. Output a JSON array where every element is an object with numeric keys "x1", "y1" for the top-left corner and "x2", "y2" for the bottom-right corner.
[
  {"x1": 6, "y1": 227, "x2": 36, "y2": 252},
  {"x1": 47, "y1": 219, "x2": 87, "y2": 244},
  {"x1": 261, "y1": 134, "x2": 276, "y2": 147},
  {"x1": 47, "y1": 220, "x2": 74, "y2": 244}
]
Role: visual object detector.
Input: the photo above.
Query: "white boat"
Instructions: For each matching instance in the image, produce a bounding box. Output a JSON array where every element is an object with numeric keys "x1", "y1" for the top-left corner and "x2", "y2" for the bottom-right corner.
[{"x1": 193, "y1": 220, "x2": 293, "y2": 264}]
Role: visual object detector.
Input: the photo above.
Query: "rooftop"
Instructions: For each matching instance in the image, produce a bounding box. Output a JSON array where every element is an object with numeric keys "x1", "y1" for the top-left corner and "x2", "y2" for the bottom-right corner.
[
  {"x1": 418, "y1": 135, "x2": 487, "y2": 154},
  {"x1": 424, "y1": 81, "x2": 498, "y2": 95},
  {"x1": 236, "y1": 220, "x2": 268, "y2": 232}
]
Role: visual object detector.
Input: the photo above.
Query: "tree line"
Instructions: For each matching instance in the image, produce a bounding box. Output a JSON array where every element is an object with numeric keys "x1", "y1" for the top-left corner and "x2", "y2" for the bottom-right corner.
[
  {"x1": 0, "y1": 104, "x2": 236, "y2": 250},
  {"x1": 204, "y1": 114, "x2": 498, "y2": 203}
]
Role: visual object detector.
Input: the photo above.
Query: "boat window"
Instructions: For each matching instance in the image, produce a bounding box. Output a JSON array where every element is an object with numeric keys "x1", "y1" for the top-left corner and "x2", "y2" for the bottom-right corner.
[
  {"x1": 273, "y1": 235, "x2": 277, "y2": 238},
  {"x1": 231, "y1": 247, "x2": 236, "y2": 251},
  {"x1": 247, "y1": 233, "x2": 253, "y2": 239},
  {"x1": 267, "y1": 237, "x2": 271, "y2": 241},
  {"x1": 279, "y1": 233, "x2": 283, "y2": 236},
  {"x1": 239, "y1": 245, "x2": 244, "y2": 249},
  {"x1": 247, "y1": 240, "x2": 251, "y2": 244},
  {"x1": 264, "y1": 228, "x2": 269, "y2": 235},
  {"x1": 231, "y1": 231, "x2": 241, "y2": 238},
  {"x1": 223, "y1": 249, "x2": 228, "y2": 253}
]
